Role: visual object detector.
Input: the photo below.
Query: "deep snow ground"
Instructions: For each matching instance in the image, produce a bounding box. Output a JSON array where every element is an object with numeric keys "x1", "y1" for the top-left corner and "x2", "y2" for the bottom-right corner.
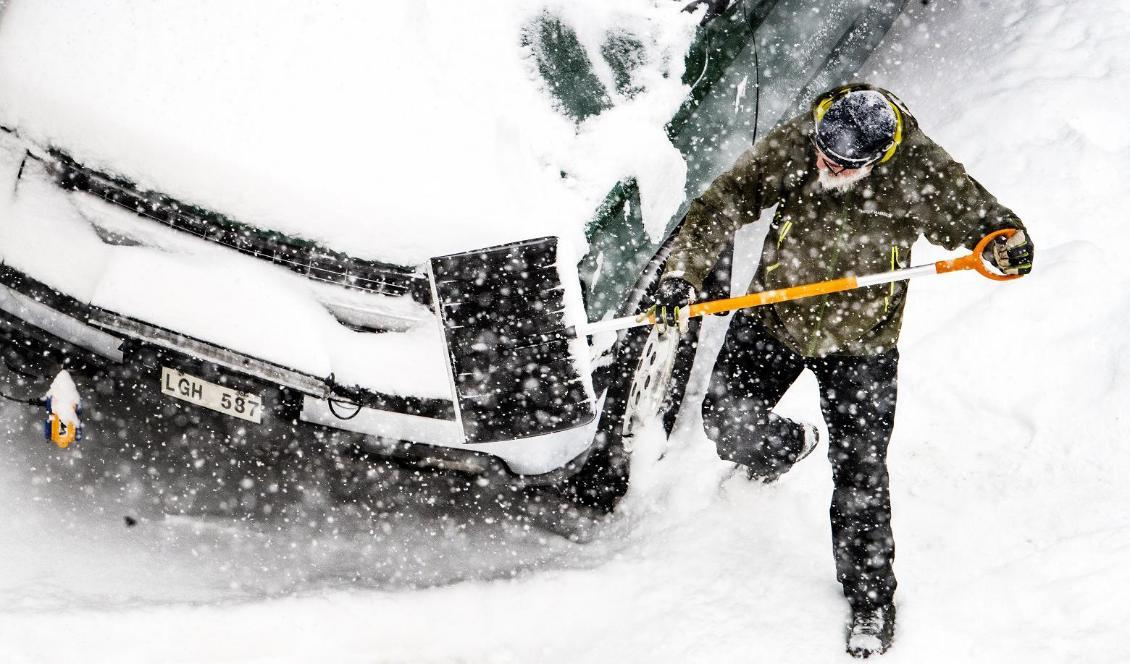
[{"x1": 3, "y1": 1, "x2": 1130, "y2": 662}]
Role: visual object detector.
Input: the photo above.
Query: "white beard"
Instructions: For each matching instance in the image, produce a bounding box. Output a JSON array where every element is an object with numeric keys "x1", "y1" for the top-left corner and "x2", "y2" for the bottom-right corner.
[{"x1": 818, "y1": 165, "x2": 872, "y2": 191}]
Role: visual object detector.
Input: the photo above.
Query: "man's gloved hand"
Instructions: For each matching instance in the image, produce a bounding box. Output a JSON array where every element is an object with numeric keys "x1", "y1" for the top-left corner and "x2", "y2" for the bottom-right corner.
[
  {"x1": 984, "y1": 230, "x2": 1034, "y2": 275},
  {"x1": 648, "y1": 276, "x2": 696, "y2": 335}
]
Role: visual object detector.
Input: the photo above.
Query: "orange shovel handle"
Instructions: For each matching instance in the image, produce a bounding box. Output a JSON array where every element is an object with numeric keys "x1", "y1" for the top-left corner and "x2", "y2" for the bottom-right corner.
[
  {"x1": 682, "y1": 230, "x2": 1023, "y2": 320},
  {"x1": 688, "y1": 276, "x2": 859, "y2": 318},
  {"x1": 934, "y1": 228, "x2": 1022, "y2": 281}
]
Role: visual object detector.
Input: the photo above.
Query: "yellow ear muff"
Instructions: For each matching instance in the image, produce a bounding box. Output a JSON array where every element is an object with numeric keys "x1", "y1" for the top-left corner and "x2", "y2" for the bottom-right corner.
[
  {"x1": 878, "y1": 98, "x2": 904, "y2": 164},
  {"x1": 814, "y1": 95, "x2": 835, "y2": 123}
]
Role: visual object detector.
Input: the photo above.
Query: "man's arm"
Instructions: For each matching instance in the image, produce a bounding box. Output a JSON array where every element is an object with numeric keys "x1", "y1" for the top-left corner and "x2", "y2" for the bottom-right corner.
[
  {"x1": 662, "y1": 124, "x2": 793, "y2": 290},
  {"x1": 909, "y1": 133, "x2": 1030, "y2": 257}
]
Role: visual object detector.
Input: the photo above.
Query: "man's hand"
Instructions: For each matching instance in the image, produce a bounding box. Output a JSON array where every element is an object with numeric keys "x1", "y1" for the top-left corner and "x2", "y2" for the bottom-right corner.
[
  {"x1": 984, "y1": 230, "x2": 1034, "y2": 275},
  {"x1": 648, "y1": 276, "x2": 696, "y2": 335}
]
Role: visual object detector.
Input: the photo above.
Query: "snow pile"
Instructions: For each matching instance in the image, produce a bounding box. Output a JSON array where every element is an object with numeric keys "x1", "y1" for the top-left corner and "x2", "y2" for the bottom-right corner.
[
  {"x1": 0, "y1": 0, "x2": 695, "y2": 265},
  {"x1": 2, "y1": 1, "x2": 1129, "y2": 662}
]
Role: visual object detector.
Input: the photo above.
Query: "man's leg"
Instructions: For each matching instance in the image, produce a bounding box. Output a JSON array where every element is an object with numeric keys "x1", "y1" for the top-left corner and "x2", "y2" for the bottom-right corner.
[
  {"x1": 812, "y1": 349, "x2": 899, "y2": 611},
  {"x1": 702, "y1": 314, "x2": 807, "y2": 477}
]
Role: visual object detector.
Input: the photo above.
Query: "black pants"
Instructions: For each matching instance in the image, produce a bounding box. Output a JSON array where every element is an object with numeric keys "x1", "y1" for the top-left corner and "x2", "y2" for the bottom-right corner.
[{"x1": 702, "y1": 314, "x2": 898, "y2": 610}]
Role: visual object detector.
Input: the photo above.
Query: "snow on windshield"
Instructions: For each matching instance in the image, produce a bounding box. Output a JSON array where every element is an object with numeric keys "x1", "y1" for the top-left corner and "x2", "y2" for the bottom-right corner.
[{"x1": 0, "y1": 0, "x2": 695, "y2": 265}]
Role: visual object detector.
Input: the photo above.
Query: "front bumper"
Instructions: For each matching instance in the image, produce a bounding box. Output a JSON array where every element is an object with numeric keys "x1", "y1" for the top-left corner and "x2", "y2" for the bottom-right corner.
[
  {"x1": 0, "y1": 268, "x2": 597, "y2": 481},
  {"x1": 0, "y1": 131, "x2": 596, "y2": 481}
]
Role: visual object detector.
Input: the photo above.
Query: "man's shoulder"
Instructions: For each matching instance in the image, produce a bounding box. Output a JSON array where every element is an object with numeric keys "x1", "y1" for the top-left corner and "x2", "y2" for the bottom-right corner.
[
  {"x1": 765, "y1": 112, "x2": 809, "y2": 143},
  {"x1": 890, "y1": 125, "x2": 956, "y2": 174},
  {"x1": 746, "y1": 113, "x2": 809, "y2": 168}
]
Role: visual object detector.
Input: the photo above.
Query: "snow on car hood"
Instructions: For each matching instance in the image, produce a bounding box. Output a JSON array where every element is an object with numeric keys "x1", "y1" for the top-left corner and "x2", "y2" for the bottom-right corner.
[
  {"x1": 0, "y1": 142, "x2": 455, "y2": 400},
  {"x1": 0, "y1": 0, "x2": 696, "y2": 266}
]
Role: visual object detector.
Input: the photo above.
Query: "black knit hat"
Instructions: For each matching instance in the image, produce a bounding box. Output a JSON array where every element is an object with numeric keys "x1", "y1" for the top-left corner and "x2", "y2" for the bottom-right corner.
[{"x1": 813, "y1": 89, "x2": 898, "y2": 169}]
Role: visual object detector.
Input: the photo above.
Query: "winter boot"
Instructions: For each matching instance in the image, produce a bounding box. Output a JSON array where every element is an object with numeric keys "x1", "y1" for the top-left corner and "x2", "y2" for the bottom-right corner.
[
  {"x1": 746, "y1": 422, "x2": 820, "y2": 483},
  {"x1": 846, "y1": 602, "x2": 895, "y2": 658}
]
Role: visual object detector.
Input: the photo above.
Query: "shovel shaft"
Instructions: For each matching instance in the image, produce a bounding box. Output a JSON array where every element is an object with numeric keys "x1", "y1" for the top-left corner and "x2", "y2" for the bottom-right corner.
[
  {"x1": 687, "y1": 264, "x2": 937, "y2": 318},
  {"x1": 578, "y1": 230, "x2": 1020, "y2": 336}
]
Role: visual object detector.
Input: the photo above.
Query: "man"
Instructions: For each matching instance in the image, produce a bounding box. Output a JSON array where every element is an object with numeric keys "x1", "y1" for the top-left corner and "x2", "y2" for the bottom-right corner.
[{"x1": 651, "y1": 84, "x2": 1033, "y2": 657}]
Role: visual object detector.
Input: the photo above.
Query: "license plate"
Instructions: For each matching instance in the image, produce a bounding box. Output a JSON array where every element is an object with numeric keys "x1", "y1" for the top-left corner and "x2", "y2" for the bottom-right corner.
[{"x1": 160, "y1": 367, "x2": 263, "y2": 424}]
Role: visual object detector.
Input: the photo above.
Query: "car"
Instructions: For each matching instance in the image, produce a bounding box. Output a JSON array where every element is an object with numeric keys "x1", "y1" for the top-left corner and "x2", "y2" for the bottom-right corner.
[{"x1": 0, "y1": 0, "x2": 908, "y2": 514}]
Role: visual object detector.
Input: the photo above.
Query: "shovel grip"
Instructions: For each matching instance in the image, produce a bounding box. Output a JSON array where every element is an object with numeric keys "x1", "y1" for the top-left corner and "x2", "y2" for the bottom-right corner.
[{"x1": 935, "y1": 229, "x2": 1022, "y2": 281}]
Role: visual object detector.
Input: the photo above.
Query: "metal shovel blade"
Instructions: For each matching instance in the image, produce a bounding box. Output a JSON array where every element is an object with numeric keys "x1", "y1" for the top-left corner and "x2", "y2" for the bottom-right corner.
[{"x1": 428, "y1": 237, "x2": 596, "y2": 444}]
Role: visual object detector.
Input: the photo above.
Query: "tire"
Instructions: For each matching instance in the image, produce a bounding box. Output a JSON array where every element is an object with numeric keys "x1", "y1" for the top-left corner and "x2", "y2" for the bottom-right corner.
[
  {"x1": 555, "y1": 217, "x2": 727, "y2": 514},
  {"x1": 556, "y1": 323, "x2": 649, "y2": 513}
]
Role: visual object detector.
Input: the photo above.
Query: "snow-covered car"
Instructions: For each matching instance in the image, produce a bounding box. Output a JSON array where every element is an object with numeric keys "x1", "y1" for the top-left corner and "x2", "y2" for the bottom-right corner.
[{"x1": 0, "y1": 0, "x2": 907, "y2": 512}]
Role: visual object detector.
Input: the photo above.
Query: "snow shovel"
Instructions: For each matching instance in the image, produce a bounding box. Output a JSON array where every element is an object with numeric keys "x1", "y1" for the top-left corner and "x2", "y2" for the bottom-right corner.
[{"x1": 428, "y1": 229, "x2": 1021, "y2": 444}]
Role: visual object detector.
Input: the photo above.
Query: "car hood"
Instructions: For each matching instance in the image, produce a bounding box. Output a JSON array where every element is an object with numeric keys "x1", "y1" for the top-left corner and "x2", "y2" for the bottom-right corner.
[{"x1": 0, "y1": 0, "x2": 697, "y2": 266}]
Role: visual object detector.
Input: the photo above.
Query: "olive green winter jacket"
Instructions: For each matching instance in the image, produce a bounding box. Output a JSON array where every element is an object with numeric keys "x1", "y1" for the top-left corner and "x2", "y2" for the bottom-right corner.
[{"x1": 664, "y1": 98, "x2": 1026, "y2": 358}]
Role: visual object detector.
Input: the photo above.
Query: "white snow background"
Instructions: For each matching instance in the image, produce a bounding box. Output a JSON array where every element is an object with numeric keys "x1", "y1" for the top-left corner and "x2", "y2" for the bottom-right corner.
[{"x1": 1, "y1": 0, "x2": 1128, "y2": 662}]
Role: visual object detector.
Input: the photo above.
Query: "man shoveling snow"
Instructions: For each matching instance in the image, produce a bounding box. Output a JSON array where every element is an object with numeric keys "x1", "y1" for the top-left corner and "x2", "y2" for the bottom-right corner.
[{"x1": 651, "y1": 83, "x2": 1033, "y2": 657}]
